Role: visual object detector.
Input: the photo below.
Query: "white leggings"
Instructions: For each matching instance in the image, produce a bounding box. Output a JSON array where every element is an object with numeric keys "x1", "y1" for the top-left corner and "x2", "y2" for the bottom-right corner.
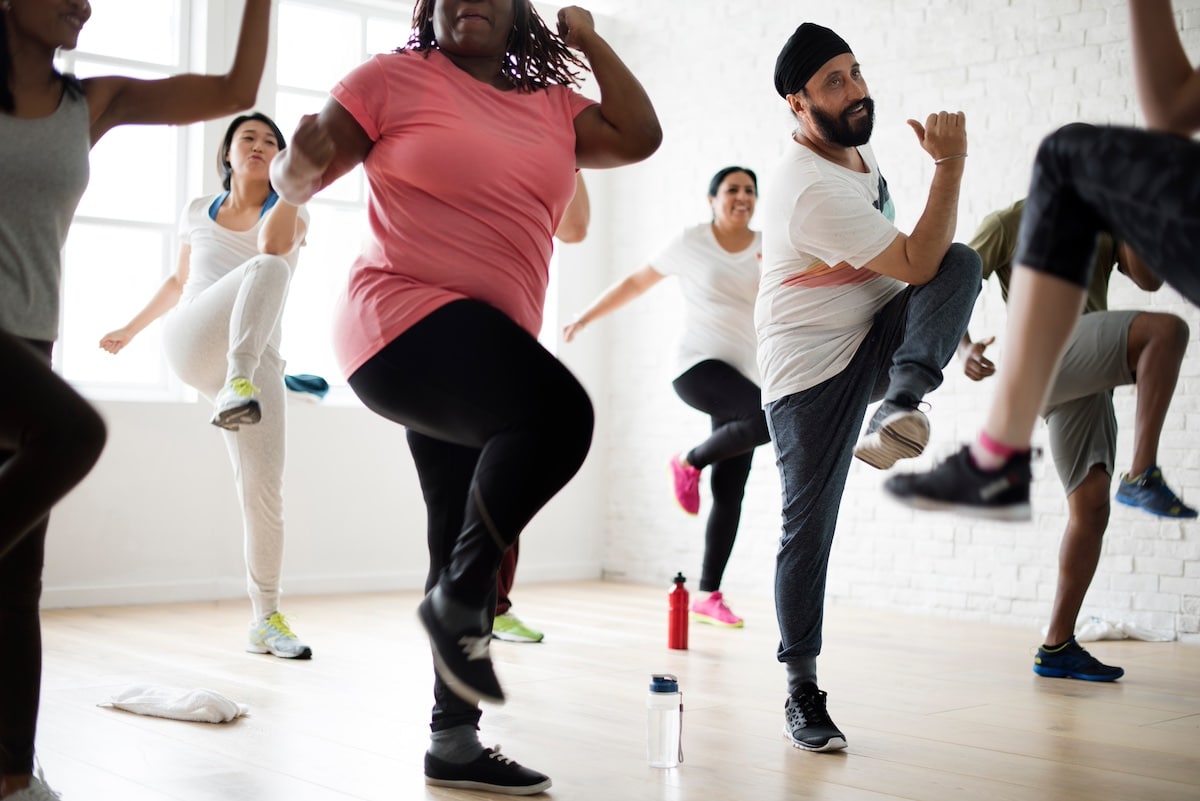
[{"x1": 163, "y1": 254, "x2": 292, "y2": 621}]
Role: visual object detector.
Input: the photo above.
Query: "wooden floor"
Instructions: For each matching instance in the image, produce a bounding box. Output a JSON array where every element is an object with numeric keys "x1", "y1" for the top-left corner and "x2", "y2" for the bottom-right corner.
[{"x1": 34, "y1": 582, "x2": 1200, "y2": 800}]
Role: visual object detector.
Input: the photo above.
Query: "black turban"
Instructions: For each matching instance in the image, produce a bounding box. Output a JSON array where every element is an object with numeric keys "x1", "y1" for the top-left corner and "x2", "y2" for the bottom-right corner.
[{"x1": 774, "y1": 23, "x2": 853, "y2": 99}]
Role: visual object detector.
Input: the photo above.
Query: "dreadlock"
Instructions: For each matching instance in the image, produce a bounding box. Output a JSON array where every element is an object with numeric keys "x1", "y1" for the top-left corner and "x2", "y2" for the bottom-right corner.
[
  {"x1": 1, "y1": 13, "x2": 13, "y2": 112},
  {"x1": 403, "y1": 0, "x2": 589, "y2": 92}
]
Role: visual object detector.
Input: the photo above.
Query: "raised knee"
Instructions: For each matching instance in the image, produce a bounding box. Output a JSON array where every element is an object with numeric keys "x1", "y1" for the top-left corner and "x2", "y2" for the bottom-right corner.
[{"x1": 247, "y1": 254, "x2": 291, "y2": 281}]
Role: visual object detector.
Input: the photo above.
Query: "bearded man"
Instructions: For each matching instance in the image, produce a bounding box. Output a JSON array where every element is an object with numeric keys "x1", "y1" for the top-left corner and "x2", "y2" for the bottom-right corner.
[{"x1": 756, "y1": 22, "x2": 982, "y2": 752}]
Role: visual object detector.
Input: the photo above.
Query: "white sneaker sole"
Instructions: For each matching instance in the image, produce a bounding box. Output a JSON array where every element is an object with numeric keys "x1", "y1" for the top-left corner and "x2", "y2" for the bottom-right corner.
[
  {"x1": 854, "y1": 411, "x2": 929, "y2": 470},
  {"x1": 888, "y1": 492, "x2": 1032, "y2": 522},
  {"x1": 782, "y1": 725, "x2": 848, "y2": 752}
]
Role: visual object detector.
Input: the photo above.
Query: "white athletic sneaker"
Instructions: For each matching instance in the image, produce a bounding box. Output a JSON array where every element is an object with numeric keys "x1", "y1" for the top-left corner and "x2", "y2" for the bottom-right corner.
[{"x1": 247, "y1": 612, "x2": 312, "y2": 659}]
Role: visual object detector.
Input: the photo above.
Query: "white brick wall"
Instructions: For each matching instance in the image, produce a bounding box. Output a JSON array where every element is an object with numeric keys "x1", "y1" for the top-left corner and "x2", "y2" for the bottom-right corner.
[{"x1": 578, "y1": 0, "x2": 1200, "y2": 642}]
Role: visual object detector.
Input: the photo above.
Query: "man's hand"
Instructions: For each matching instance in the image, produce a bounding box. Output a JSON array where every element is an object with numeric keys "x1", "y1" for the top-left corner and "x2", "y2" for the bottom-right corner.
[
  {"x1": 959, "y1": 335, "x2": 996, "y2": 381},
  {"x1": 907, "y1": 111, "x2": 968, "y2": 163}
]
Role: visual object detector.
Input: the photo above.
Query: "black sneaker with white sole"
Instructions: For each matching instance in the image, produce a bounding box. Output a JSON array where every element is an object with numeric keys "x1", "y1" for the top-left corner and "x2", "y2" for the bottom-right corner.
[
  {"x1": 853, "y1": 399, "x2": 930, "y2": 469},
  {"x1": 425, "y1": 746, "x2": 552, "y2": 796},
  {"x1": 783, "y1": 683, "x2": 847, "y2": 752},
  {"x1": 417, "y1": 591, "x2": 505, "y2": 706},
  {"x1": 884, "y1": 445, "x2": 1032, "y2": 521}
]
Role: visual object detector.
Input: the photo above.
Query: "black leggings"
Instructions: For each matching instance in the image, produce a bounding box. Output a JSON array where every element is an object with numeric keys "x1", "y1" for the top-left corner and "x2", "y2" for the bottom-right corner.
[
  {"x1": 1019, "y1": 123, "x2": 1200, "y2": 304},
  {"x1": 672, "y1": 360, "x2": 771, "y2": 592},
  {"x1": 348, "y1": 300, "x2": 593, "y2": 731},
  {"x1": 0, "y1": 332, "x2": 106, "y2": 774}
]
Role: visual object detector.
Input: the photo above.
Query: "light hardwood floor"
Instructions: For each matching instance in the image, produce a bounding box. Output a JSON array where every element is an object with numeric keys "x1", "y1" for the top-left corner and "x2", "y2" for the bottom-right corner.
[{"x1": 33, "y1": 582, "x2": 1200, "y2": 800}]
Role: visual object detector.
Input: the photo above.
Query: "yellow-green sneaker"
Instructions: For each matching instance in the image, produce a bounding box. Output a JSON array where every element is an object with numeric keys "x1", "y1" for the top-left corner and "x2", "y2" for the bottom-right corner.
[
  {"x1": 212, "y1": 377, "x2": 261, "y2": 430},
  {"x1": 492, "y1": 611, "x2": 544, "y2": 643},
  {"x1": 248, "y1": 611, "x2": 312, "y2": 659}
]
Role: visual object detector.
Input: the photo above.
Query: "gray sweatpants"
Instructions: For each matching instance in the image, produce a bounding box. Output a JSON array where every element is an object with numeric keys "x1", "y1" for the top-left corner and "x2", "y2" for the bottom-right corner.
[
  {"x1": 163, "y1": 254, "x2": 292, "y2": 621},
  {"x1": 765, "y1": 243, "x2": 981, "y2": 681}
]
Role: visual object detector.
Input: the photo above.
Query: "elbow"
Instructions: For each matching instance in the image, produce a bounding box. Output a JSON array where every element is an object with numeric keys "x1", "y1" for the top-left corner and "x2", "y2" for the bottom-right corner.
[
  {"x1": 634, "y1": 120, "x2": 664, "y2": 161},
  {"x1": 258, "y1": 237, "x2": 295, "y2": 256},
  {"x1": 556, "y1": 224, "x2": 588, "y2": 244}
]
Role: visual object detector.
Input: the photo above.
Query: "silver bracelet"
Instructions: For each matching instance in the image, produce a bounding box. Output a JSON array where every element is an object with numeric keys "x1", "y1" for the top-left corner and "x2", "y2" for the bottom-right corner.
[{"x1": 934, "y1": 153, "x2": 968, "y2": 164}]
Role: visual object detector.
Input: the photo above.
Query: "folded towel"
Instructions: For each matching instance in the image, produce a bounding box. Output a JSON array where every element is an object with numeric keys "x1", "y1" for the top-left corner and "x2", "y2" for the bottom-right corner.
[{"x1": 102, "y1": 685, "x2": 248, "y2": 724}]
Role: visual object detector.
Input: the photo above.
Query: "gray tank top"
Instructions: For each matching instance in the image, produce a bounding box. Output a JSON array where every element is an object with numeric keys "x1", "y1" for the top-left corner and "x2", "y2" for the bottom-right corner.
[{"x1": 0, "y1": 86, "x2": 91, "y2": 341}]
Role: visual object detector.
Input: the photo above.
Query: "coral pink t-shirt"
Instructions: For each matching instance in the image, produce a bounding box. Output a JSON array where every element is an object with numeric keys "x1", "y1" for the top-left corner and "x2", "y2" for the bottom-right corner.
[{"x1": 330, "y1": 49, "x2": 596, "y2": 376}]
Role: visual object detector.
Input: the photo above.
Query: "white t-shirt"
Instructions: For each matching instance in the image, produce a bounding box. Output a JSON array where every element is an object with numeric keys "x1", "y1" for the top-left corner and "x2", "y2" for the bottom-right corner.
[
  {"x1": 651, "y1": 223, "x2": 762, "y2": 384},
  {"x1": 755, "y1": 140, "x2": 903, "y2": 404},
  {"x1": 178, "y1": 193, "x2": 308, "y2": 300}
]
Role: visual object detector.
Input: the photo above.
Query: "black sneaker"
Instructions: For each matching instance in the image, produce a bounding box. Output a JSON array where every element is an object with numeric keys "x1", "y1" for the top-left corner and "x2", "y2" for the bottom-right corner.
[
  {"x1": 425, "y1": 746, "x2": 552, "y2": 795},
  {"x1": 1033, "y1": 636, "x2": 1124, "y2": 681},
  {"x1": 884, "y1": 445, "x2": 1032, "y2": 521},
  {"x1": 417, "y1": 592, "x2": 505, "y2": 706},
  {"x1": 783, "y1": 683, "x2": 847, "y2": 752},
  {"x1": 854, "y1": 399, "x2": 930, "y2": 469}
]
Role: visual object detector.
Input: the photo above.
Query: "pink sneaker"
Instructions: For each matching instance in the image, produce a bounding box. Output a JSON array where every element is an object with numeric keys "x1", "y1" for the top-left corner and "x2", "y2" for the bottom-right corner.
[
  {"x1": 690, "y1": 591, "x2": 744, "y2": 627},
  {"x1": 669, "y1": 455, "x2": 701, "y2": 515}
]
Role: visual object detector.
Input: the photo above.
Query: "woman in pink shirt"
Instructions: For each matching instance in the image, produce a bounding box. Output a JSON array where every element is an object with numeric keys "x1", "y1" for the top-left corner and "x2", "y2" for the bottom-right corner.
[{"x1": 271, "y1": 1, "x2": 660, "y2": 794}]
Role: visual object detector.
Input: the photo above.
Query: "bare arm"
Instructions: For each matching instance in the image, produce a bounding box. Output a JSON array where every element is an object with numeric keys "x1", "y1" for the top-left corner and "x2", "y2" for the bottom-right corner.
[
  {"x1": 84, "y1": 0, "x2": 271, "y2": 145},
  {"x1": 99, "y1": 245, "x2": 191, "y2": 354},
  {"x1": 555, "y1": 174, "x2": 591, "y2": 243},
  {"x1": 1117, "y1": 241, "x2": 1164, "y2": 292},
  {"x1": 272, "y1": 99, "x2": 372, "y2": 205},
  {"x1": 258, "y1": 201, "x2": 307, "y2": 256},
  {"x1": 562, "y1": 265, "x2": 665, "y2": 342},
  {"x1": 862, "y1": 112, "x2": 968, "y2": 285},
  {"x1": 1130, "y1": 0, "x2": 1200, "y2": 134},
  {"x1": 558, "y1": 7, "x2": 662, "y2": 169}
]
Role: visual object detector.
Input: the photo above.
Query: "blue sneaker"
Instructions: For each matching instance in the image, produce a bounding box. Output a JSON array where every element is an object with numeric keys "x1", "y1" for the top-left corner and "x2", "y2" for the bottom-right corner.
[
  {"x1": 1115, "y1": 466, "x2": 1197, "y2": 519},
  {"x1": 1033, "y1": 636, "x2": 1123, "y2": 681}
]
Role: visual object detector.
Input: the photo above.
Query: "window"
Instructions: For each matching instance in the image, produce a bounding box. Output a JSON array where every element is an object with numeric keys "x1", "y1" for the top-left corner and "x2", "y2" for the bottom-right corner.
[
  {"x1": 57, "y1": 0, "x2": 567, "y2": 399},
  {"x1": 57, "y1": 0, "x2": 411, "y2": 400},
  {"x1": 56, "y1": 0, "x2": 191, "y2": 399},
  {"x1": 272, "y1": 1, "x2": 411, "y2": 391}
]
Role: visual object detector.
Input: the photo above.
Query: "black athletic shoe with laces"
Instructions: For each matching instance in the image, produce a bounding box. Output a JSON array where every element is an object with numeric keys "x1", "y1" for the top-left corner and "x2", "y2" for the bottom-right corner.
[
  {"x1": 425, "y1": 746, "x2": 552, "y2": 795},
  {"x1": 783, "y1": 683, "x2": 847, "y2": 752},
  {"x1": 884, "y1": 444, "x2": 1032, "y2": 522},
  {"x1": 417, "y1": 591, "x2": 505, "y2": 706}
]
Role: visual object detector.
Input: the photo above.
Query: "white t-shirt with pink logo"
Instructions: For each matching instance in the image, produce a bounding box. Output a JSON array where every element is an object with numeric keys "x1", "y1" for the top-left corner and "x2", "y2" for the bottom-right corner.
[{"x1": 755, "y1": 139, "x2": 903, "y2": 404}]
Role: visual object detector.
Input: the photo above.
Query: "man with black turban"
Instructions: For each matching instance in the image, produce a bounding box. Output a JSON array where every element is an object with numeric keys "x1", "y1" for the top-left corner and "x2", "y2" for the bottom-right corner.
[{"x1": 755, "y1": 22, "x2": 982, "y2": 752}]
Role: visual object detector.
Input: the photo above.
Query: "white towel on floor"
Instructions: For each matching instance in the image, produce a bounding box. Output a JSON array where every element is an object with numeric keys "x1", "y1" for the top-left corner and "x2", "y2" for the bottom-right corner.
[{"x1": 102, "y1": 685, "x2": 248, "y2": 723}]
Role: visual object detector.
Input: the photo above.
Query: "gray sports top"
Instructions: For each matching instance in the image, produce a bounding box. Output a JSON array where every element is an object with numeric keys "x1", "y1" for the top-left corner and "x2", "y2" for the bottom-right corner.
[{"x1": 0, "y1": 86, "x2": 90, "y2": 341}]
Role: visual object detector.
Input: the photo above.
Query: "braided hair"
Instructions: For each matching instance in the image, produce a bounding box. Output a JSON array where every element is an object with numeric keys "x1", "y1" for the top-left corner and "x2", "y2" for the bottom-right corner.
[{"x1": 403, "y1": 0, "x2": 588, "y2": 92}]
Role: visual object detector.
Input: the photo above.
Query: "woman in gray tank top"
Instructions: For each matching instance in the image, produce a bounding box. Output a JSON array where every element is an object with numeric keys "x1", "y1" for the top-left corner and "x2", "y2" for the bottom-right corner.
[{"x1": 0, "y1": 2, "x2": 274, "y2": 798}]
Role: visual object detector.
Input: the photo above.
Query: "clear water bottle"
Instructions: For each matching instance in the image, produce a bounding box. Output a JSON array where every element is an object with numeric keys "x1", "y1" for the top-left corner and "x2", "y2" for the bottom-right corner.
[{"x1": 647, "y1": 673, "x2": 683, "y2": 768}]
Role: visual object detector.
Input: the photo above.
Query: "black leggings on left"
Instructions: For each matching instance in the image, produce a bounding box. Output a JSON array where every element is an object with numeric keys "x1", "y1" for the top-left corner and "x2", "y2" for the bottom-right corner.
[
  {"x1": 1, "y1": 332, "x2": 106, "y2": 774},
  {"x1": 348, "y1": 299, "x2": 593, "y2": 732},
  {"x1": 672, "y1": 359, "x2": 771, "y2": 592}
]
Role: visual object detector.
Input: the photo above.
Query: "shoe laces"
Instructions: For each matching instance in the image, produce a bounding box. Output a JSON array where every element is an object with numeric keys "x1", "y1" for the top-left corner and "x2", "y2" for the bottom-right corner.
[
  {"x1": 486, "y1": 746, "x2": 514, "y2": 765},
  {"x1": 265, "y1": 612, "x2": 298, "y2": 638},
  {"x1": 229, "y1": 377, "x2": 260, "y2": 398},
  {"x1": 788, "y1": 686, "x2": 834, "y2": 729}
]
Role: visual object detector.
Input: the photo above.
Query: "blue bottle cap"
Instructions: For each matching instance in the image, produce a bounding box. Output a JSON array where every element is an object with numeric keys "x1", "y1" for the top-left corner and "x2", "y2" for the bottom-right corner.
[{"x1": 649, "y1": 674, "x2": 679, "y2": 693}]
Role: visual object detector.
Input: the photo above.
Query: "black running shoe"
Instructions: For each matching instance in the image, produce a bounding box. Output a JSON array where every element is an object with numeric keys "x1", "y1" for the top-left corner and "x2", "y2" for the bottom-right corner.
[
  {"x1": 425, "y1": 746, "x2": 552, "y2": 795},
  {"x1": 854, "y1": 399, "x2": 930, "y2": 470},
  {"x1": 884, "y1": 445, "x2": 1032, "y2": 521},
  {"x1": 783, "y1": 683, "x2": 847, "y2": 752},
  {"x1": 417, "y1": 592, "x2": 505, "y2": 706},
  {"x1": 1033, "y1": 636, "x2": 1124, "y2": 681}
]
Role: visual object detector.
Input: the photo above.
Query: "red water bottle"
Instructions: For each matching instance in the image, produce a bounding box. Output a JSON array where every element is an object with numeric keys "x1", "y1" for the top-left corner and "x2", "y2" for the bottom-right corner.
[{"x1": 668, "y1": 572, "x2": 689, "y2": 650}]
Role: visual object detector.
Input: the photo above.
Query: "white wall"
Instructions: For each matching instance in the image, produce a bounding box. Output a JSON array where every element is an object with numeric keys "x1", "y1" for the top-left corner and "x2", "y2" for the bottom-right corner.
[
  {"x1": 587, "y1": 0, "x2": 1200, "y2": 642},
  {"x1": 45, "y1": 1, "x2": 1200, "y2": 643}
]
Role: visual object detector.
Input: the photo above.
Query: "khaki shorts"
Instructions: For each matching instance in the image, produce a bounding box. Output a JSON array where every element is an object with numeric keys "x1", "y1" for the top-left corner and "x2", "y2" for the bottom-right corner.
[{"x1": 1042, "y1": 310, "x2": 1139, "y2": 495}]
